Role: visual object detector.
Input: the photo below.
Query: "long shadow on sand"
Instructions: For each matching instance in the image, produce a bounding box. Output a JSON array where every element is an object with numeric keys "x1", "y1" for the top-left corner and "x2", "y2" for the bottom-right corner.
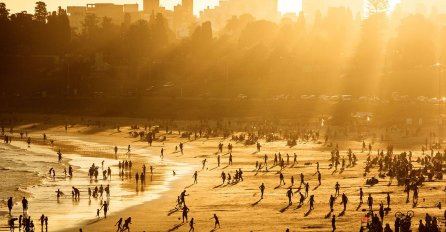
[
  {"x1": 325, "y1": 211, "x2": 332, "y2": 219},
  {"x1": 252, "y1": 199, "x2": 262, "y2": 206},
  {"x1": 167, "y1": 207, "x2": 179, "y2": 216},
  {"x1": 304, "y1": 208, "x2": 313, "y2": 217},
  {"x1": 356, "y1": 202, "x2": 362, "y2": 211},
  {"x1": 280, "y1": 204, "x2": 291, "y2": 213},
  {"x1": 167, "y1": 223, "x2": 184, "y2": 232}
]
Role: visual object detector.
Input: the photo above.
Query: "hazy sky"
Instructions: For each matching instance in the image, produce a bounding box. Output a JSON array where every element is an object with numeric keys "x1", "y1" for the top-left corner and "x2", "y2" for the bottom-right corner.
[{"x1": 3, "y1": 0, "x2": 401, "y2": 15}]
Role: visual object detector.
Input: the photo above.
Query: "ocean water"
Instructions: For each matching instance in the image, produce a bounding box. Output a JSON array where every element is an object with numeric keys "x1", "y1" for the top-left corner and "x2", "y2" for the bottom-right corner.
[{"x1": 0, "y1": 135, "x2": 193, "y2": 231}]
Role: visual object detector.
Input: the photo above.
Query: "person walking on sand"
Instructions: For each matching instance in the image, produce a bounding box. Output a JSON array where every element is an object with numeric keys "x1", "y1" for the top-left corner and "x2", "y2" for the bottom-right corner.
[
  {"x1": 115, "y1": 218, "x2": 123, "y2": 232},
  {"x1": 367, "y1": 194, "x2": 373, "y2": 210},
  {"x1": 182, "y1": 205, "x2": 189, "y2": 223},
  {"x1": 114, "y1": 146, "x2": 118, "y2": 156},
  {"x1": 279, "y1": 172, "x2": 286, "y2": 185},
  {"x1": 329, "y1": 195, "x2": 335, "y2": 212},
  {"x1": 334, "y1": 182, "x2": 340, "y2": 197},
  {"x1": 189, "y1": 218, "x2": 195, "y2": 232},
  {"x1": 309, "y1": 195, "x2": 315, "y2": 210},
  {"x1": 221, "y1": 171, "x2": 226, "y2": 184},
  {"x1": 259, "y1": 183, "x2": 265, "y2": 199},
  {"x1": 7, "y1": 197, "x2": 13, "y2": 215},
  {"x1": 387, "y1": 192, "x2": 391, "y2": 208},
  {"x1": 122, "y1": 217, "x2": 131, "y2": 231},
  {"x1": 299, "y1": 192, "x2": 305, "y2": 206},
  {"x1": 332, "y1": 215, "x2": 336, "y2": 231},
  {"x1": 287, "y1": 188, "x2": 293, "y2": 205},
  {"x1": 341, "y1": 193, "x2": 348, "y2": 211},
  {"x1": 359, "y1": 188, "x2": 363, "y2": 204},
  {"x1": 212, "y1": 214, "x2": 220, "y2": 229},
  {"x1": 193, "y1": 171, "x2": 198, "y2": 184}
]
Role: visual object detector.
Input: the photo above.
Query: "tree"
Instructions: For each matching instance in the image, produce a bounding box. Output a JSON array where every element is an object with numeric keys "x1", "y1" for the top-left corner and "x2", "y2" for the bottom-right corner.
[
  {"x1": 0, "y1": 2, "x2": 9, "y2": 22},
  {"x1": 368, "y1": 0, "x2": 389, "y2": 15},
  {"x1": 34, "y1": 1, "x2": 47, "y2": 23}
]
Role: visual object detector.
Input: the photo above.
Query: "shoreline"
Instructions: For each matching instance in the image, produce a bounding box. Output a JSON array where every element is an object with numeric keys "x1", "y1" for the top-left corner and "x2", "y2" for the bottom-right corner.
[{"x1": 0, "y1": 125, "x2": 196, "y2": 232}]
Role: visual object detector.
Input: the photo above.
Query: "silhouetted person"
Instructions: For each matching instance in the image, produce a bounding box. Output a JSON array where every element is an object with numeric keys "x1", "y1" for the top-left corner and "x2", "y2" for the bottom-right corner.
[
  {"x1": 287, "y1": 188, "x2": 293, "y2": 205},
  {"x1": 341, "y1": 193, "x2": 348, "y2": 211},
  {"x1": 103, "y1": 201, "x2": 108, "y2": 218},
  {"x1": 329, "y1": 195, "x2": 335, "y2": 211},
  {"x1": 193, "y1": 171, "x2": 198, "y2": 184},
  {"x1": 309, "y1": 195, "x2": 315, "y2": 210},
  {"x1": 44, "y1": 216, "x2": 48, "y2": 231},
  {"x1": 387, "y1": 192, "x2": 391, "y2": 208},
  {"x1": 21, "y1": 197, "x2": 28, "y2": 214},
  {"x1": 359, "y1": 188, "x2": 363, "y2": 204},
  {"x1": 182, "y1": 205, "x2": 189, "y2": 222},
  {"x1": 115, "y1": 218, "x2": 123, "y2": 232},
  {"x1": 7, "y1": 197, "x2": 13, "y2": 215},
  {"x1": 259, "y1": 183, "x2": 265, "y2": 199},
  {"x1": 212, "y1": 214, "x2": 220, "y2": 229},
  {"x1": 189, "y1": 218, "x2": 195, "y2": 232},
  {"x1": 367, "y1": 194, "x2": 373, "y2": 210},
  {"x1": 332, "y1": 215, "x2": 336, "y2": 231}
]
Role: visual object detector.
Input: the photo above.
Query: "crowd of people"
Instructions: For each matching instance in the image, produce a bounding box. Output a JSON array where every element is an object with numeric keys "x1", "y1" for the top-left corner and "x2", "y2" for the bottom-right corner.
[{"x1": 3, "y1": 119, "x2": 446, "y2": 231}]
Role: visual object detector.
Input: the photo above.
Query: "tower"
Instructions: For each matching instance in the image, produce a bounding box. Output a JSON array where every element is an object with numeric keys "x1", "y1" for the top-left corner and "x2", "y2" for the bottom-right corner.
[
  {"x1": 144, "y1": 0, "x2": 159, "y2": 13},
  {"x1": 182, "y1": 0, "x2": 194, "y2": 15}
]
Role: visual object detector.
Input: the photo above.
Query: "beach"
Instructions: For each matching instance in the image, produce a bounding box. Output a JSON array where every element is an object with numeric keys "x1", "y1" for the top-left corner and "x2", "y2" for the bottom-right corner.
[{"x1": 0, "y1": 115, "x2": 445, "y2": 231}]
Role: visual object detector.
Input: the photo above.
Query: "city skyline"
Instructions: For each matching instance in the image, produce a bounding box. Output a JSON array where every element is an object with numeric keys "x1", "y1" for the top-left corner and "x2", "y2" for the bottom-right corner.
[{"x1": 3, "y1": 0, "x2": 401, "y2": 16}]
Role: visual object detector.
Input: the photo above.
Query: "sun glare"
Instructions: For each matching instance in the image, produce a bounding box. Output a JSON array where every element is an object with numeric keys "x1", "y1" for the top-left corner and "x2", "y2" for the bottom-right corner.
[{"x1": 278, "y1": 0, "x2": 302, "y2": 14}]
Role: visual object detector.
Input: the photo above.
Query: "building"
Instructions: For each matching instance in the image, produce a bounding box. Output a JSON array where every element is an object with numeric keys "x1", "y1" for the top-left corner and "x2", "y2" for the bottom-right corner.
[
  {"x1": 173, "y1": 0, "x2": 196, "y2": 37},
  {"x1": 199, "y1": 0, "x2": 279, "y2": 31},
  {"x1": 143, "y1": 0, "x2": 160, "y2": 13},
  {"x1": 67, "y1": 3, "x2": 142, "y2": 32},
  {"x1": 302, "y1": 0, "x2": 364, "y2": 21},
  {"x1": 67, "y1": 6, "x2": 87, "y2": 30}
]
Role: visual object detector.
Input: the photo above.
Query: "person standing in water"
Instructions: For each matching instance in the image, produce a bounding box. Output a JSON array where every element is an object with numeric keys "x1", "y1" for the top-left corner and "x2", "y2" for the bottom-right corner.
[
  {"x1": 7, "y1": 197, "x2": 13, "y2": 215},
  {"x1": 103, "y1": 201, "x2": 109, "y2": 218},
  {"x1": 21, "y1": 197, "x2": 28, "y2": 214}
]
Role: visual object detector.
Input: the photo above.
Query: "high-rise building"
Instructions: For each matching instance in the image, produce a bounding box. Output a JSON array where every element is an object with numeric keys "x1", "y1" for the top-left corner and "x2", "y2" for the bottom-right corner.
[
  {"x1": 199, "y1": 0, "x2": 279, "y2": 31},
  {"x1": 302, "y1": 0, "x2": 364, "y2": 21},
  {"x1": 143, "y1": 0, "x2": 160, "y2": 13},
  {"x1": 67, "y1": 3, "x2": 141, "y2": 32},
  {"x1": 182, "y1": 0, "x2": 194, "y2": 15}
]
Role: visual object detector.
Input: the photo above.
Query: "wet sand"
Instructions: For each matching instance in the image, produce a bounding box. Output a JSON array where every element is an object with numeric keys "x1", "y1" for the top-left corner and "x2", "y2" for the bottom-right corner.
[
  {"x1": 1, "y1": 118, "x2": 446, "y2": 231},
  {"x1": 0, "y1": 124, "x2": 193, "y2": 231}
]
